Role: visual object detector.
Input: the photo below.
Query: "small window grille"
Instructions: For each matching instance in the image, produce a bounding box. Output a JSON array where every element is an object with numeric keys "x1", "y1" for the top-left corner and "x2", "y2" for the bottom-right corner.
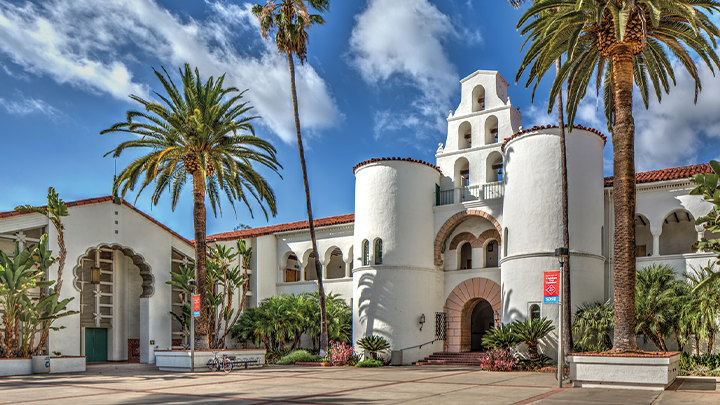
[
  {"x1": 374, "y1": 239, "x2": 383, "y2": 265},
  {"x1": 362, "y1": 240, "x2": 369, "y2": 266},
  {"x1": 435, "y1": 312, "x2": 447, "y2": 340}
]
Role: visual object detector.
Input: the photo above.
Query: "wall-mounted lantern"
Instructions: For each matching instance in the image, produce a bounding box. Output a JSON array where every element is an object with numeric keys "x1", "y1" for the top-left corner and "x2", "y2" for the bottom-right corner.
[
  {"x1": 90, "y1": 267, "x2": 101, "y2": 285},
  {"x1": 419, "y1": 314, "x2": 426, "y2": 331}
]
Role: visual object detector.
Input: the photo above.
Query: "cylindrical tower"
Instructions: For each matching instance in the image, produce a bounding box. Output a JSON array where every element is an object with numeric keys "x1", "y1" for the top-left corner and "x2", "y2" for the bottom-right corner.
[
  {"x1": 500, "y1": 126, "x2": 606, "y2": 330},
  {"x1": 352, "y1": 158, "x2": 442, "y2": 364}
]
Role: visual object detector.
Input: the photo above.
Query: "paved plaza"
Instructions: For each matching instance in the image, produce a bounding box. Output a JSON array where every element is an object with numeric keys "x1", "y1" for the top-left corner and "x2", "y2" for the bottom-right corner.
[{"x1": 0, "y1": 364, "x2": 718, "y2": 404}]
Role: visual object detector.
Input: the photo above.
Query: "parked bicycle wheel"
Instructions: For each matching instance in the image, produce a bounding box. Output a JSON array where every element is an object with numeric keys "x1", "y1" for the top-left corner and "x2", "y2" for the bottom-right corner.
[
  {"x1": 222, "y1": 358, "x2": 233, "y2": 373},
  {"x1": 207, "y1": 358, "x2": 219, "y2": 372}
]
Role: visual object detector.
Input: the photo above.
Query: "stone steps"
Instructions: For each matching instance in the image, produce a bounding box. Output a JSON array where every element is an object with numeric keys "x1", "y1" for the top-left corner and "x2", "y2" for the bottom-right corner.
[{"x1": 416, "y1": 352, "x2": 486, "y2": 366}]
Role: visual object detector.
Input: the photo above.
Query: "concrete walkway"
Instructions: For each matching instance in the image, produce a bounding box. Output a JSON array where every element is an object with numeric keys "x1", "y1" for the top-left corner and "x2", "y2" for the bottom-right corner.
[{"x1": 0, "y1": 364, "x2": 717, "y2": 404}]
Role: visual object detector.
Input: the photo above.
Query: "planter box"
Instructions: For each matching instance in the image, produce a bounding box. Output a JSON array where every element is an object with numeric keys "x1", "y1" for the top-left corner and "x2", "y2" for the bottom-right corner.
[
  {"x1": 155, "y1": 349, "x2": 266, "y2": 372},
  {"x1": 33, "y1": 356, "x2": 86, "y2": 374},
  {"x1": 0, "y1": 358, "x2": 32, "y2": 377},
  {"x1": 568, "y1": 352, "x2": 680, "y2": 391}
]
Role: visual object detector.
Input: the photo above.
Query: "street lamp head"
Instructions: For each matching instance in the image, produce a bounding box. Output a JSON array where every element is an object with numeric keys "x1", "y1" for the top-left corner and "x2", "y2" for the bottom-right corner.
[
  {"x1": 187, "y1": 279, "x2": 197, "y2": 292},
  {"x1": 554, "y1": 247, "x2": 569, "y2": 264}
]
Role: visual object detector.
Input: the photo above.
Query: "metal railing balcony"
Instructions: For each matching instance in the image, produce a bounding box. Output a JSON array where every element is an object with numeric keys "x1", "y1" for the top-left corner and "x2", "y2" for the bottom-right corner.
[{"x1": 435, "y1": 181, "x2": 504, "y2": 206}]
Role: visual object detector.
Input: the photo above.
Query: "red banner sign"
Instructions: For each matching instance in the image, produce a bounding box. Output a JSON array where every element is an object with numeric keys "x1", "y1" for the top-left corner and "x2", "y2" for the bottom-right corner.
[
  {"x1": 193, "y1": 295, "x2": 201, "y2": 317},
  {"x1": 544, "y1": 271, "x2": 560, "y2": 303}
]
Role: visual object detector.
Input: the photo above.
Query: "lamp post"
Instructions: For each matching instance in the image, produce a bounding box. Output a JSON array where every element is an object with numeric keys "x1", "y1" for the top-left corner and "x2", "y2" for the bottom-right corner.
[
  {"x1": 554, "y1": 247, "x2": 568, "y2": 388},
  {"x1": 187, "y1": 279, "x2": 197, "y2": 373}
]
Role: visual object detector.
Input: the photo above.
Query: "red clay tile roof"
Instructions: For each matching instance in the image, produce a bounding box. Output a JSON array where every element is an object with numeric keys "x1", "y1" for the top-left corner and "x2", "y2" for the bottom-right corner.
[
  {"x1": 501, "y1": 124, "x2": 608, "y2": 152},
  {"x1": 208, "y1": 214, "x2": 355, "y2": 241},
  {"x1": 604, "y1": 163, "x2": 712, "y2": 187},
  {"x1": 353, "y1": 157, "x2": 441, "y2": 174},
  {"x1": 0, "y1": 196, "x2": 193, "y2": 247}
]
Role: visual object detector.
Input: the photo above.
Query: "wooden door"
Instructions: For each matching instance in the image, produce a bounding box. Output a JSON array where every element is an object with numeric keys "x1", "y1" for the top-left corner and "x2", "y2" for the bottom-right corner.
[{"x1": 85, "y1": 328, "x2": 108, "y2": 362}]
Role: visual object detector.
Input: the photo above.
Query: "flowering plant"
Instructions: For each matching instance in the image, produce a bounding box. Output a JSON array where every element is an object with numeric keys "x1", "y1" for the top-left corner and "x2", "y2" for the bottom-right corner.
[
  {"x1": 480, "y1": 347, "x2": 518, "y2": 371},
  {"x1": 329, "y1": 340, "x2": 354, "y2": 366}
]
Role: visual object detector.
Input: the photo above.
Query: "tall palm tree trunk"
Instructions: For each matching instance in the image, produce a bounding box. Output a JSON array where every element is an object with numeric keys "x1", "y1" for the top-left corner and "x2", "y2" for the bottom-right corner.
[
  {"x1": 287, "y1": 52, "x2": 329, "y2": 355},
  {"x1": 192, "y1": 172, "x2": 210, "y2": 350},
  {"x1": 611, "y1": 50, "x2": 639, "y2": 352},
  {"x1": 556, "y1": 57, "x2": 573, "y2": 354}
]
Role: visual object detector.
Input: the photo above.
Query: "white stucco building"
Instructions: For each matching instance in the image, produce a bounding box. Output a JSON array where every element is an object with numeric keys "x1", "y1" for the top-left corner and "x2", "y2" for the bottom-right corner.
[{"x1": 1, "y1": 70, "x2": 717, "y2": 364}]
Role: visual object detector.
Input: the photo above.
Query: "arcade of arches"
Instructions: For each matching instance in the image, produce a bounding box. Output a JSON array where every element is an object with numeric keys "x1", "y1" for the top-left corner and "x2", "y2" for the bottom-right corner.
[{"x1": 444, "y1": 277, "x2": 501, "y2": 352}]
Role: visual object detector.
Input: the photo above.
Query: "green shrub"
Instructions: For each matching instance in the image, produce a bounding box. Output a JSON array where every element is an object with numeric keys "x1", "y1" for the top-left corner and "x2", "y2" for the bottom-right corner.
[
  {"x1": 572, "y1": 301, "x2": 614, "y2": 351},
  {"x1": 482, "y1": 323, "x2": 519, "y2": 349},
  {"x1": 277, "y1": 350, "x2": 321, "y2": 365},
  {"x1": 356, "y1": 359, "x2": 383, "y2": 368},
  {"x1": 265, "y1": 348, "x2": 291, "y2": 364},
  {"x1": 356, "y1": 335, "x2": 390, "y2": 360}
]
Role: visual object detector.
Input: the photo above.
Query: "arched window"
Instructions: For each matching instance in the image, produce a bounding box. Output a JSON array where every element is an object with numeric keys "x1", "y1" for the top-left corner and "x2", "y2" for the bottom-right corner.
[
  {"x1": 362, "y1": 240, "x2": 369, "y2": 266},
  {"x1": 530, "y1": 304, "x2": 541, "y2": 320},
  {"x1": 485, "y1": 240, "x2": 498, "y2": 267},
  {"x1": 484, "y1": 115, "x2": 499, "y2": 144},
  {"x1": 472, "y1": 85, "x2": 485, "y2": 112},
  {"x1": 458, "y1": 121, "x2": 472, "y2": 150},
  {"x1": 486, "y1": 152, "x2": 503, "y2": 184},
  {"x1": 503, "y1": 228, "x2": 508, "y2": 257},
  {"x1": 374, "y1": 239, "x2": 383, "y2": 265},
  {"x1": 284, "y1": 254, "x2": 300, "y2": 282}
]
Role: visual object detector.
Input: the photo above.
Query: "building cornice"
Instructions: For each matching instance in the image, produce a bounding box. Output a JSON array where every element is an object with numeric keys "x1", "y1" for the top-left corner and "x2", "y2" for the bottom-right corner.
[{"x1": 499, "y1": 250, "x2": 605, "y2": 265}]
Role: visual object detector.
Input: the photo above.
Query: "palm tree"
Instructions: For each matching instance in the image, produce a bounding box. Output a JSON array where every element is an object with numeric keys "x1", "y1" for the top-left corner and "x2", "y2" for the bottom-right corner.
[
  {"x1": 685, "y1": 262, "x2": 720, "y2": 354},
  {"x1": 572, "y1": 301, "x2": 614, "y2": 351},
  {"x1": 690, "y1": 160, "x2": 720, "y2": 292},
  {"x1": 252, "y1": 0, "x2": 331, "y2": 356},
  {"x1": 102, "y1": 64, "x2": 281, "y2": 350},
  {"x1": 512, "y1": 317, "x2": 555, "y2": 367},
  {"x1": 517, "y1": 0, "x2": 720, "y2": 352},
  {"x1": 635, "y1": 263, "x2": 686, "y2": 351},
  {"x1": 509, "y1": 0, "x2": 573, "y2": 355}
]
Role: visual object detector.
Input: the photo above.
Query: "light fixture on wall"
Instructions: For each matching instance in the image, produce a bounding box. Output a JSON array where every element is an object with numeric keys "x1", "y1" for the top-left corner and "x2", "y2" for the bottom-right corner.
[
  {"x1": 493, "y1": 310, "x2": 500, "y2": 327},
  {"x1": 419, "y1": 314, "x2": 426, "y2": 331},
  {"x1": 90, "y1": 267, "x2": 101, "y2": 285},
  {"x1": 555, "y1": 247, "x2": 569, "y2": 264}
]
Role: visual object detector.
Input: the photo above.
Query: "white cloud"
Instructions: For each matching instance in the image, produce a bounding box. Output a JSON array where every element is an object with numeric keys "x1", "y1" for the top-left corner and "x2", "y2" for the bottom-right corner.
[
  {"x1": 348, "y1": 0, "x2": 461, "y2": 138},
  {"x1": 633, "y1": 58, "x2": 720, "y2": 171},
  {"x1": 0, "y1": 0, "x2": 341, "y2": 143},
  {"x1": 0, "y1": 95, "x2": 59, "y2": 116}
]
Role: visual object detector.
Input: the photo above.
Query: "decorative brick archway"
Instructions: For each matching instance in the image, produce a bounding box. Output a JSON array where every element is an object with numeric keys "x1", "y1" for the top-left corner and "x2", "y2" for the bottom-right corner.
[
  {"x1": 443, "y1": 278, "x2": 501, "y2": 352},
  {"x1": 448, "y1": 229, "x2": 501, "y2": 251},
  {"x1": 435, "y1": 210, "x2": 502, "y2": 266}
]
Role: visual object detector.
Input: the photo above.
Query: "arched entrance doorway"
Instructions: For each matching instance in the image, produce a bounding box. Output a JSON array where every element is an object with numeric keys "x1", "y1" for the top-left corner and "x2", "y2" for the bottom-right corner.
[
  {"x1": 73, "y1": 244, "x2": 153, "y2": 363},
  {"x1": 470, "y1": 299, "x2": 494, "y2": 351},
  {"x1": 444, "y1": 277, "x2": 501, "y2": 352}
]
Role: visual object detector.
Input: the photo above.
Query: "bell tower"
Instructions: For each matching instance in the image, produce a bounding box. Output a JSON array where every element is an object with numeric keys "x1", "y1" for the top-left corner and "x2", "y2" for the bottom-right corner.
[{"x1": 435, "y1": 71, "x2": 522, "y2": 198}]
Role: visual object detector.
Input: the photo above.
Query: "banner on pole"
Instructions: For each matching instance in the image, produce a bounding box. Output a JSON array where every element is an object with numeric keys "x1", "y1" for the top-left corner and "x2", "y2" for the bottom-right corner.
[
  {"x1": 193, "y1": 295, "x2": 201, "y2": 317},
  {"x1": 543, "y1": 271, "x2": 560, "y2": 304}
]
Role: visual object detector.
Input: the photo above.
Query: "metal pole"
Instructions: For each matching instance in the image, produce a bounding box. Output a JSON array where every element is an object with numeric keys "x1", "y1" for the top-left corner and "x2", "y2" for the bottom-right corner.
[
  {"x1": 190, "y1": 292, "x2": 195, "y2": 373},
  {"x1": 557, "y1": 264, "x2": 563, "y2": 388}
]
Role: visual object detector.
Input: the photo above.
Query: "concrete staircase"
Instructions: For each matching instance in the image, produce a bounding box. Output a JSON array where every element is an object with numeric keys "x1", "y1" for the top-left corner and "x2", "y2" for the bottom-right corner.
[{"x1": 416, "y1": 352, "x2": 486, "y2": 366}]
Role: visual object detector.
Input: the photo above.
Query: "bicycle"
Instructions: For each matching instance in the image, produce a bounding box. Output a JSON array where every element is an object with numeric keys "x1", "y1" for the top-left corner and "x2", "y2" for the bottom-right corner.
[{"x1": 206, "y1": 351, "x2": 233, "y2": 373}]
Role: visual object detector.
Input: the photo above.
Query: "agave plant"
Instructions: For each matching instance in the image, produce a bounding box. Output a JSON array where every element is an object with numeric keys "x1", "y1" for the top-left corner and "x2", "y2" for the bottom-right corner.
[
  {"x1": 356, "y1": 335, "x2": 390, "y2": 360},
  {"x1": 512, "y1": 317, "x2": 555, "y2": 367},
  {"x1": 482, "y1": 323, "x2": 520, "y2": 349}
]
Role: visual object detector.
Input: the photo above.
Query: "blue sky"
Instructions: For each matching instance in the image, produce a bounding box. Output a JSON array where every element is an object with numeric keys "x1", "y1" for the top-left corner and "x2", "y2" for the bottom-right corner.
[{"x1": 1, "y1": 0, "x2": 719, "y2": 240}]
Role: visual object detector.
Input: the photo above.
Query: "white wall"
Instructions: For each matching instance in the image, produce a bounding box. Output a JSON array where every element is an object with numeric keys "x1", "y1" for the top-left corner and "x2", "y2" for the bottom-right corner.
[
  {"x1": 501, "y1": 127, "x2": 605, "y2": 328},
  {"x1": 37, "y1": 200, "x2": 192, "y2": 362},
  {"x1": 353, "y1": 160, "x2": 442, "y2": 363}
]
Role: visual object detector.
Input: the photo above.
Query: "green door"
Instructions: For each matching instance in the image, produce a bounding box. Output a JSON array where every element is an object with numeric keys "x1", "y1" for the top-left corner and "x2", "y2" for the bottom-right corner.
[{"x1": 85, "y1": 328, "x2": 108, "y2": 362}]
